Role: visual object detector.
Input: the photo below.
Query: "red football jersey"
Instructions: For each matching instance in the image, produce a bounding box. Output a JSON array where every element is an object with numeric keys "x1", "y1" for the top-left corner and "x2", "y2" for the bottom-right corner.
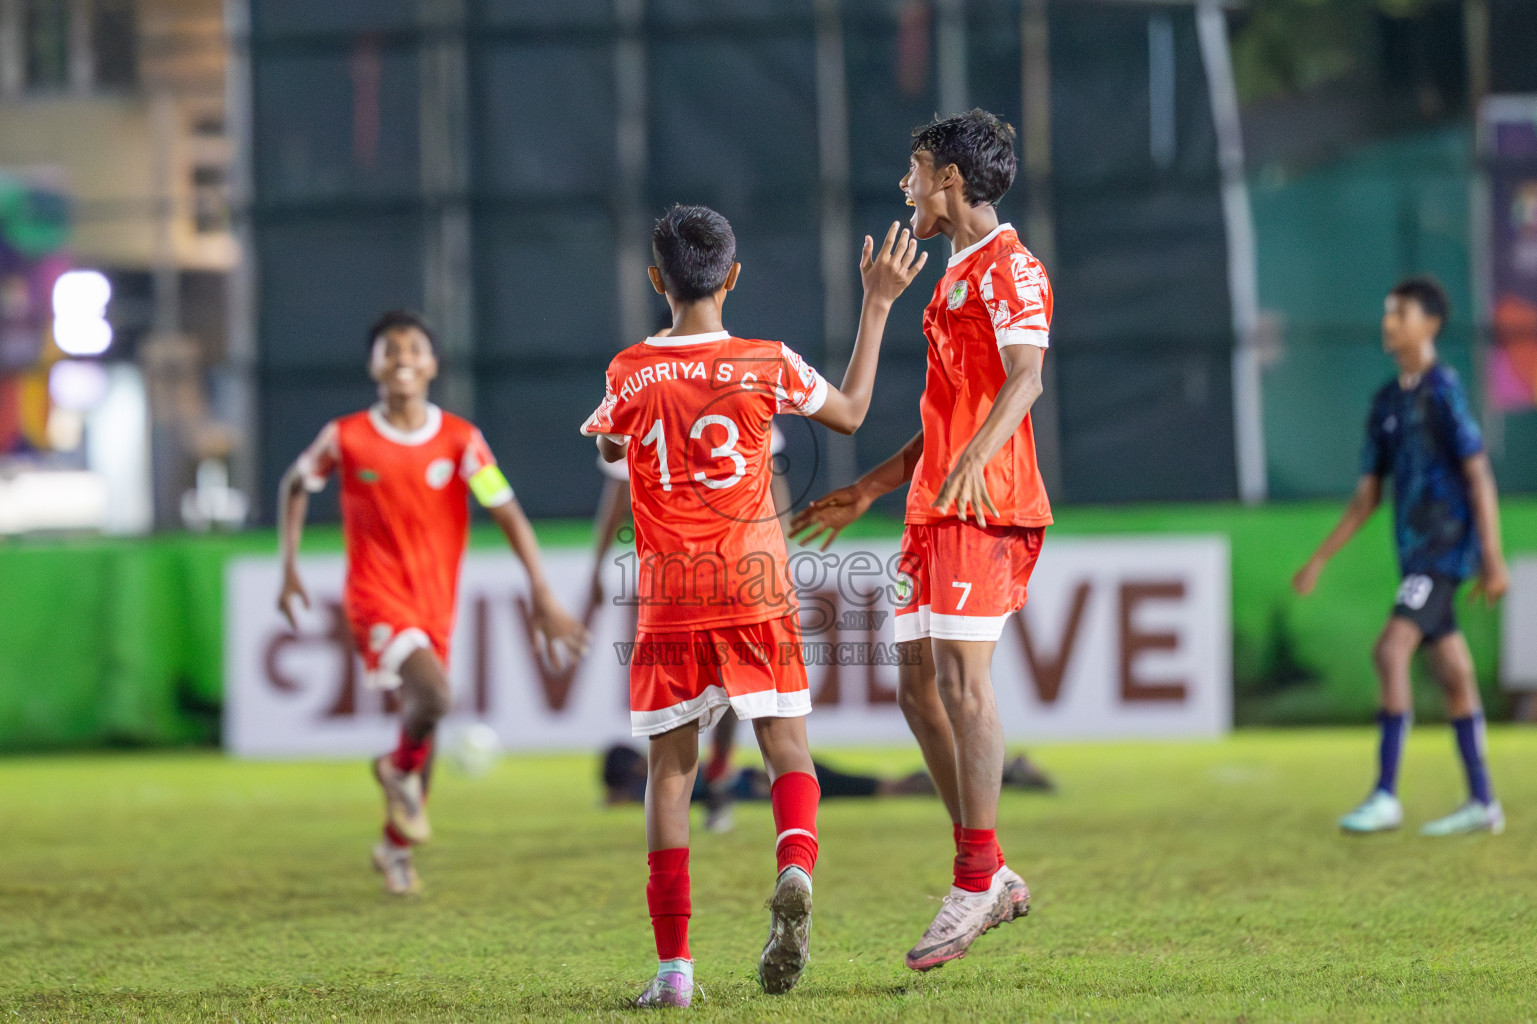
[
  {"x1": 296, "y1": 403, "x2": 510, "y2": 656},
  {"x1": 582, "y1": 331, "x2": 828, "y2": 631},
  {"x1": 907, "y1": 223, "x2": 1054, "y2": 528}
]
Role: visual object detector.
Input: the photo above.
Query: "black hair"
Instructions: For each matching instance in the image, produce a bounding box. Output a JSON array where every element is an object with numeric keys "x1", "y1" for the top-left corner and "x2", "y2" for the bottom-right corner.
[
  {"x1": 651, "y1": 204, "x2": 737, "y2": 302},
  {"x1": 601, "y1": 743, "x2": 647, "y2": 802},
  {"x1": 366, "y1": 309, "x2": 437, "y2": 353},
  {"x1": 910, "y1": 109, "x2": 1018, "y2": 207},
  {"x1": 1390, "y1": 276, "x2": 1449, "y2": 330}
]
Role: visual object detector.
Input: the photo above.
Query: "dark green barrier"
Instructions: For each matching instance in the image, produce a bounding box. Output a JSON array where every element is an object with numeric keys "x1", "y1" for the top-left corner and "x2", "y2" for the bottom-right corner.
[{"x1": 2, "y1": 500, "x2": 1534, "y2": 750}]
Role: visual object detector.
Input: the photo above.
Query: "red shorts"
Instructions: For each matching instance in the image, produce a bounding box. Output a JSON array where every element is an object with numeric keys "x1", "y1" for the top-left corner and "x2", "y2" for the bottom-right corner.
[
  {"x1": 629, "y1": 612, "x2": 810, "y2": 737},
  {"x1": 345, "y1": 592, "x2": 450, "y2": 691},
  {"x1": 893, "y1": 521, "x2": 1044, "y2": 643}
]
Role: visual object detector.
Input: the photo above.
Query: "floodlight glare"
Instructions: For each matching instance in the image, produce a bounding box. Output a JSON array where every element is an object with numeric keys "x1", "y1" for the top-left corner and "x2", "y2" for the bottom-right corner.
[
  {"x1": 49, "y1": 359, "x2": 110, "y2": 411},
  {"x1": 51, "y1": 270, "x2": 113, "y2": 357}
]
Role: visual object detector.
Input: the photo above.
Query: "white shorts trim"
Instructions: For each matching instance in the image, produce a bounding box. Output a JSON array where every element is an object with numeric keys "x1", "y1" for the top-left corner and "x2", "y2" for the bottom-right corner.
[
  {"x1": 893, "y1": 607, "x2": 1010, "y2": 643},
  {"x1": 894, "y1": 605, "x2": 931, "y2": 643},
  {"x1": 366, "y1": 627, "x2": 432, "y2": 691},
  {"x1": 630, "y1": 686, "x2": 811, "y2": 738}
]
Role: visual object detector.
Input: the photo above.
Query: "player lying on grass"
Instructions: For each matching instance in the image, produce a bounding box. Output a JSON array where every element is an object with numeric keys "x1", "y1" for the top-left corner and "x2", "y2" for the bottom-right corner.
[
  {"x1": 793, "y1": 109, "x2": 1047, "y2": 971},
  {"x1": 601, "y1": 743, "x2": 1055, "y2": 806},
  {"x1": 1294, "y1": 276, "x2": 1509, "y2": 837},
  {"x1": 581, "y1": 205, "x2": 925, "y2": 1007},
  {"x1": 277, "y1": 310, "x2": 588, "y2": 894}
]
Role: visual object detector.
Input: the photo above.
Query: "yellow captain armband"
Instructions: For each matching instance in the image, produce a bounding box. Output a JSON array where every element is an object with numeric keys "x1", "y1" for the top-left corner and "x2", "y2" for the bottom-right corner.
[{"x1": 469, "y1": 465, "x2": 514, "y2": 508}]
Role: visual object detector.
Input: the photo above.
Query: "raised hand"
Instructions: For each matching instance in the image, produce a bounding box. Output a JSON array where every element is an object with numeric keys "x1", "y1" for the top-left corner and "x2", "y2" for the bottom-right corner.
[{"x1": 860, "y1": 221, "x2": 929, "y2": 307}]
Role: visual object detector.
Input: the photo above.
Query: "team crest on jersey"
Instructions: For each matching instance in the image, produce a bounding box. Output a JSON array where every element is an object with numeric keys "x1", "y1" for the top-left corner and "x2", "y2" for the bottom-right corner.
[
  {"x1": 425, "y1": 458, "x2": 455, "y2": 489},
  {"x1": 369, "y1": 623, "x2": 393, "y2": 652},
  {"x1": 946, "y1": 281, "x2": 968, "y2": 310},
  {"x1": 357, "y1": 468, "x2": 379, "y2": 483}
]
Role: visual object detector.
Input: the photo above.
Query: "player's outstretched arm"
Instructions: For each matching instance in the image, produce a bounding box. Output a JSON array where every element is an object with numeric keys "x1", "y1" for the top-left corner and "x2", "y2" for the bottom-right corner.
[
  {"x1": 588, "y1": 477, "x2": 631, "y2": 614},
  {"x1": 810, "y1": 222, "x2": 928, "y2": 435},
  {"x1": 931, "y1": 343, "x2": 1045, "y2": 527},
  {"x1": 489, "y1": 497, "x2": 591, "y2": 668},
  {"x1": 1463, "y1": 453, "x2": 1509, "y2": 605},
  {"x1": 275, "y1": 465, "x2": 313, "y2": 630},
  {"x1": 1292, "y1": 474, "x2": 1383, "y2": 596},
  {"x1": 276, "y1": 424, "x2": 339, "y2": 630},
  {"x1": 791, "y1": 430, "x2": 924, "y2": 551}
]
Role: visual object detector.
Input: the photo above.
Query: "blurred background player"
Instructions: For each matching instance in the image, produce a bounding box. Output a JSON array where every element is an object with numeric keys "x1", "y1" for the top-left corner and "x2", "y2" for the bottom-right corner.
[
  {"x1": 601, "y1": 743, "x2": 1055, "y2": 806},
  {"x1": 1294, "y1": 276, "x2": 1509, "y2": 837},
  {"x1": 276, "y1": 310, "x2": 589, "y2": 893},
  {"x1": 793, "y1": 110, "x2": 1048, "y2": 972},
  {"x1": 581, "y1": 206, "x2": 925, "y2": 1006}
]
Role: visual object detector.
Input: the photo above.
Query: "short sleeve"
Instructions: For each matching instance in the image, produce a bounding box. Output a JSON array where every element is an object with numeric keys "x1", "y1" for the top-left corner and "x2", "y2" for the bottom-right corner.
[
  {"x1": 580, "y1": 366, "x2": 630, "y2": 439},
  {"x1": 461, "y1": 427, "x2": 514, "y2": 508},
  {"x1": 1359, "y1": 401, "x2": 1390, "y2": 478},
  {"x1": 1432, "y1": 375, "x2": 1485, "y2": 461},
  {"x1": 979, "y1": 252, "x2": 1051, "y2": 350},
  {"x1": 775, "y1": 343, "x2": 829, "y2": 416},
  {"x1": 295, "y1": 421, "x2": 340, "y2": 492}
]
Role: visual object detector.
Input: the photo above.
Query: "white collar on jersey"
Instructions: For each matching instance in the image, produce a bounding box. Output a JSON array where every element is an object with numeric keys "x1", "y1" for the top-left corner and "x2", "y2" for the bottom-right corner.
[
  {"x1": 947, "y1": 222, "x2": 1014, "y2": 268},
  {"x1": 643, "y1": 331, "x2": 731, "y2": 347},
  {"x1": 368, "y1": 402, "x2": 443, "y2": 445}
]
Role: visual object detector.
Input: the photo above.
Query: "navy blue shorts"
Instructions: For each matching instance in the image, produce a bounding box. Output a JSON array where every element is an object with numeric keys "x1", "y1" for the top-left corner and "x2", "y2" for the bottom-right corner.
[{"x1": 1391, "y1": 573, "x2": 1461, "y2": 644}]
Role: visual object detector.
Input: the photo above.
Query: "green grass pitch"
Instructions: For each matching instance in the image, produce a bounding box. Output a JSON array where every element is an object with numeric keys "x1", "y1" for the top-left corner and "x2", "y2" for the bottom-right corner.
[{"x1": 3, "y1": 730, "x2": 1534, "y2": 1022}]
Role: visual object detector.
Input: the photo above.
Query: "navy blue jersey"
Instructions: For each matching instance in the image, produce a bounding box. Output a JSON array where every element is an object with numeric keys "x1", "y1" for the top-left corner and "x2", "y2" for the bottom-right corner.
[{"x1": 1360, "y1": 364, "x2": 1484, "y2": 580}]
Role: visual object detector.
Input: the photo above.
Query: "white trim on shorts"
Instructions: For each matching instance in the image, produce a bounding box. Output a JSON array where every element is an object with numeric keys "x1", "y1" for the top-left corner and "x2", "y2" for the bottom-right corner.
[
  {"x1": 893, "y1": 606, "x2": 1010, "y2": 643},
  {"x1": 366, "y1": 627, "x2": 433, "y2": 690},
  {"x1": 630, "y1": 686, "x2": 811, "y2": 738}
]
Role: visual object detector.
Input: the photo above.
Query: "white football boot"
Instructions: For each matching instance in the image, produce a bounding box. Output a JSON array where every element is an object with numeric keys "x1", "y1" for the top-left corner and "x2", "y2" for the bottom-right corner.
[
  {"x1": 371, "y1": 841, "x2": 421, "y2": 895},
  {"x1": 1420, "y1": 800, "x2": 1505, "y2": 836},
  {"x1": 1339, "y1": 790, "x2": 1403, "y2": 834},
  {"x1": 905, "y1": 870, "x2": 1017, "y2": 971}
]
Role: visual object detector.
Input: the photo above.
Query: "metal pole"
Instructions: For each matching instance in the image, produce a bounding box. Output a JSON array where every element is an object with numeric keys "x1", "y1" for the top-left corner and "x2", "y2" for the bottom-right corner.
[
  {"x1": 223, "y1": 0, "x2": 259, "y2": 509},
  {"x1": 418, "y1": 0, "x2": 474, "y2": 418},
  {"x1": 1196, "y1": 0, "x2": 1267, "y2": 504},
  {"x1": 935, "y1": 0, "x2": 967, "y2": 115},
  {"x1": 1020, "y1": 0, "x2": 1062, "y2": 498},
  {"x1": 814, "y1": 0, "x2": 857, "y2": 487},
  {"x1": 614, "y1": 0, "x2": 651, "y2": 347}
]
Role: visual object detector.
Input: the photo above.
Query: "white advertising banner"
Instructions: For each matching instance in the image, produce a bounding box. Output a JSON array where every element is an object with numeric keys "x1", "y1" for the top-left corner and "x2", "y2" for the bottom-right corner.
[
  {"x1": 225, "y1": 536, "x2": 1231, "y2": 757},
  {"x1": 1500, "y1": 557, "x2": 1537, "y2": 692}
]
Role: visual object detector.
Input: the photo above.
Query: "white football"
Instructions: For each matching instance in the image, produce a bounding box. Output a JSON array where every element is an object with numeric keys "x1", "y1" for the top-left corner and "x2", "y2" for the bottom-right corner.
[{"x1": 447, "y1": 722, "x2": 501, "y2": 778}]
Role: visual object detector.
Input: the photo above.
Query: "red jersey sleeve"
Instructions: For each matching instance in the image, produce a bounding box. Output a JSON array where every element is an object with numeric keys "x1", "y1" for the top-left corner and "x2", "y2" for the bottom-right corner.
[
  {"x1": 295, "y1": 421, "x2": 341, "y2": 492},
  {"x1": 460, "y1": 427, "x2": 514, "y2": 508},
  {"x1": 979, "y1": 252, "x2": 1051, "y2": 350},
  {"x1": 774, "y1": 342, "x2": 829, "y2": 416},
  {"x1": 580, "y1": 365, "x2": 629, "y2": 438}
]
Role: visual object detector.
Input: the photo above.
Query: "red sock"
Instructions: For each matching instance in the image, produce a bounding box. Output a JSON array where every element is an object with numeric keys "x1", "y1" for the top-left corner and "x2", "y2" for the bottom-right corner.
[
  {"x1": 770, "y1": 771, "x2": 820, "y2": 875},
  {"x1": 953, "y1": 827, "x2": 1000, "y2": 892},
  {"x1": 383, "y1": 823, "x2": 412, "y2": 848},
  {"x1": 390, "y1": 728, "x2": 432, "y2": 774},
  {"x1": 647, "y1": 848, "x2": 691, "y2": 961}
]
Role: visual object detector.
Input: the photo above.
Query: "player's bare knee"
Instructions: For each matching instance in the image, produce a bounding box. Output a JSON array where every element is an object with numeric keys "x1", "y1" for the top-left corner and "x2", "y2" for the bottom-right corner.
[{"x1": 934, "y1": 669, "x2": 992, "y2": 722}]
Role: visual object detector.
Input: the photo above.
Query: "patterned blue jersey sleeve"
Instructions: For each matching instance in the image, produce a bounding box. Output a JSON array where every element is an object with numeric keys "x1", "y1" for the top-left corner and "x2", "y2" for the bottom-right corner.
[
  {"x1": 1359, "y1": 391, "x2": 1391, "y2": 477},
  {"x1": 1430, "y1": 372, "x2": 1484, "y2": 462}
]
